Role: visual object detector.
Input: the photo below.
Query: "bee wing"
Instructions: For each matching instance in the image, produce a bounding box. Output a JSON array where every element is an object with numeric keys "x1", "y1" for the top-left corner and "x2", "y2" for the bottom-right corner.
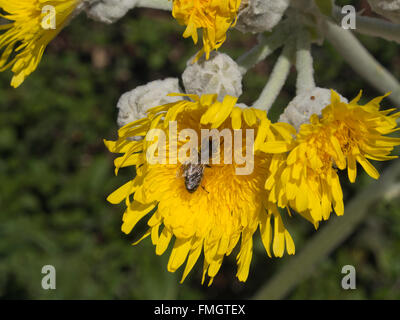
[{"x1": 176, "y1": 163, "x2": 187, "y2": 178}]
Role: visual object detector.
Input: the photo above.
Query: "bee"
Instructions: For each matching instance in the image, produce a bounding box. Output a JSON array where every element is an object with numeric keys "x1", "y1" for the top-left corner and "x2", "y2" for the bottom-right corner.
[
  {"x1": 177, "y1": 139, "x2": 216, "y2": 193},
  {"x1": 180, "y1": 153, "x2": 207, "y2": 193}
]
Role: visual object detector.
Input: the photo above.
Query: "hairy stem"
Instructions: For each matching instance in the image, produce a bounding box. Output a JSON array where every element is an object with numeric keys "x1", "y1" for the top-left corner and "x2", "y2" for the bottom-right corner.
[
  {"x1": 324, "y1": 20, "x2": 400, "y2": 106},
  {"x1": 236, "y1": 21, "x2": 292, "y2": 75},
  {"x1": 295, "y1": 28, "x2": 315, "y2": 95},
  {"x1": 136, "y1": 0, "x2": 172, "y2": 11},
  {"x1": 252, "y1": 38, "x2": 295, "y2": 112}
]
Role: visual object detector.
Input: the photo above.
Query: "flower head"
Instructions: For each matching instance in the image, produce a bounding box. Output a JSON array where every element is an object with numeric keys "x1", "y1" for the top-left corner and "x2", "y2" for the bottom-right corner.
[
  {"x1": 0, "y1": 0, "x2": 81, "y2": 87},
  {"x1": 267, "y1": 114, "x2": 345, "y2": 226},
  {"x1": 268, "y1": 90, "x2": 400, "y2": 226},
  {"x1": 105, "y1": 93, "x2": 296, "y2": 284},
  {"x1": 321, "y1": 90, "x2": 400, "y2": 183},
  {"x1": 172, "y1": 0, "x2": 241, "y2": 60}
]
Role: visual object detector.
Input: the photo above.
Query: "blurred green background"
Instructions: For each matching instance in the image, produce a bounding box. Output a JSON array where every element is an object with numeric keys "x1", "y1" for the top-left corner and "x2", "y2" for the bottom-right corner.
[{"x1": 0, "y1": 0, "x2": 399, "y2": 299}]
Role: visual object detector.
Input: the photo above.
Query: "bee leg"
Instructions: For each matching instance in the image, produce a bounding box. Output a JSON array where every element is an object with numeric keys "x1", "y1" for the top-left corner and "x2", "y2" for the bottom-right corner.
[
  {"x1": 201, "y1": 185, "x2": 209, "y2": 194},
  {"x1": 205, "y1": 164, "x2": 211, "y2": 168}
]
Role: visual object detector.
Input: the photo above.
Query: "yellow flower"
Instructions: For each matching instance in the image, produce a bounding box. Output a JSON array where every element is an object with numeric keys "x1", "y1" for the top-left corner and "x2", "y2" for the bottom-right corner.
[
  {"x1": 172, "y1": 0, "x2": 241, "y2": 60},
  {"x1": 266, "y1": 115, "x2": 345, "y2": 226},
  {"x1": 0, "y1": 0, "x2": 80, "y2": 88},
  {"x1": 105, "y1": 93, "x2": 296, "y2": 284},
  {"x1": 267, "y1": 90, "x2": 400, "y2": 226},
  {"x1": 321, "y1": 90, "x2": 400, "y2": 183}
]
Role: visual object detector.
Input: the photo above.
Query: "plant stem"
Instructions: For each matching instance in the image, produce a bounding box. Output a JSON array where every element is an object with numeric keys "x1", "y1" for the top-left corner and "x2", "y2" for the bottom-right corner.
[
  {"x1": 324, "y1": 20, "x2": 400, "y2": 106},
  {"x1": 136, "y1": 0, "x2": 172, "y2": 11},
  {"x1": 252, "y1": 160, "x2": 400, "y2": 300},
  {"x1": 295, "y1": 28, "x2": 315, "y2": 95},
  {"x1": 252, "y1": 38, "x2": 295, "y2": 112},
  {"x1": 236, "y1": 21, "x2": 292, "y2": 75}
]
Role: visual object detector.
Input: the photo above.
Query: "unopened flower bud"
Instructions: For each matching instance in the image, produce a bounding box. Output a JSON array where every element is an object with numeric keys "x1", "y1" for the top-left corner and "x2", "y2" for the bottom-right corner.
[
  {"x1": 236, "y1": 0, "x2": 290, "y2": 33},
  {"x1": 182, "y1": 52, "x2": 243, "y2": 99},
  {"x1": 117, "y1": 78, "x2": 183, "y2": 128},
  {"x1": 85, "y1": 0, "x2": 137, "y2": 24},
  {"x1": 368, "y1": 0, "x2": 400, "y2": 23},
  {"x1": 279, "y1": 87, "x2": 348, "y2": 131}
]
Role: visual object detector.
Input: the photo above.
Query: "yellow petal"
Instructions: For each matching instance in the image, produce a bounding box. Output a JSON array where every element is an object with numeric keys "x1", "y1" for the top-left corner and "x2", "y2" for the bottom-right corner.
[
  {"x1": 180, "y1": 240, "x2": 203, "y2": 283},
  {"x1": 243, "y1": 108, "x2": 257, "y2": 127},
  {"x1": 347, "y1": 154, "x2": 357, "y2": 183},
  {"x1": 167, "y1": 238, "x2": 192, "y2": 272},
  {"x1": 330, "y1": 171, "x2": 344, "y2": 216},
  {"x1": 155, "y1": 226, "x2": 173, "y2": 255},
  {"x1": 132, "y1": 229, "x2": 151, "y2": 245},
  {"x1": 231, "y1": 106, "x2": 242, "y2": 130},
  {"x1": 107, "y1": 180, "x2": 135, "y2": 204},
  {"x1": 236, "y1": 235, "x2": 253, "y2": 282},
  {"x1": 114, "y1": 152, "x2": 142, "y2": 170},
  {"x1": 357, "y1": 155, "x2": 380, "y2": 180},
  {"x1": 284, "y1": 229, "x2": 295, "y2": 255},
  {"x1": 272, "y1": 214, "x2": 285, "y2": 258},
  {"x1": 151, "y1": 223, "x2": 161, "y2": 245},
  {"x1": 211, "y1": 95, "x2": 238, "y2": 128},
  {"x1": 349, "y1": 90, "x2": 363, "y2": 104},
  {"x1": 272, "y1": 122, "x2": 296, "y2": 142},
  {"x1": 259, "y1": 141, "x2": 292, "y2": 154},
  {"x1": 104, "y1": 139, "x2": 134, "y2": 154},
  {"x1": 208, "y1": 257, "x2": 224, "y2": 278},
  {"x1": 121, "y1": 201, "x2": 156, "y2": 234},
  {"x1": 260, "y1": 214, "x2": 272, "y2": 257},
  {"x1": 330, "y1": 89, "x2": 342, "y2": 105}
]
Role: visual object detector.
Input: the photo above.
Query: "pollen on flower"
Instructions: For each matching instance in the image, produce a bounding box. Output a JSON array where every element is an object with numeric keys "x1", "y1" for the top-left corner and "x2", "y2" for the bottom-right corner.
[
  {"x1": 104, "y1": 93, "x2": 296, "y2": 284},
  {"x1": 0, "y1": 0, "x2": 81, "y2": 87},
  {"x1": 172, "y1": 0, "x2": 242, "y2": 60}
]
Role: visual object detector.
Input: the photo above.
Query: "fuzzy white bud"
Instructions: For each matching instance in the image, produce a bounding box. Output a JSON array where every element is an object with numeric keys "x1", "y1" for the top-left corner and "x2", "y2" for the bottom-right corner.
[
  {"x1": 236, "y1": 0, "x2": 290, "y2": 33},
  {"x1": 117, "y1": 78, "x2": 183, "y2": 128},
  {"x1": 278, "y1": 87, "x2": 348, "y2": 131},
  {"x1": 182, "y1": 52, "x2": 243, "y2": 99},
  {"x1": 85, "y1": 0, "x2": 137, "y2": 24},
  {"x1": 368, "y1": 0, "x2": 400, "y2": 23}
]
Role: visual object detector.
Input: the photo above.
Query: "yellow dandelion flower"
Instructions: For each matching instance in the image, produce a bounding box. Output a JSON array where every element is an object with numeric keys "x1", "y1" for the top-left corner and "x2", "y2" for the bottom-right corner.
[
  {"x1": 321, "y1": 90, "x2": 400, "y2": 183},
  {"x1": 266, "y1": 115, "x2": 345, "y2": 226},
  {"x1": 105, "y1": 93, "x2": 296, "y2": 284},
  {"x1": 172, "y1": 0, "x2": 241, "y2": 60},
  {"x1": 267, "y1": 90, "x2": 400, "y2": 227},
  {"x1": 0, "y1": 0, "x2": 81, "y2": 88}
]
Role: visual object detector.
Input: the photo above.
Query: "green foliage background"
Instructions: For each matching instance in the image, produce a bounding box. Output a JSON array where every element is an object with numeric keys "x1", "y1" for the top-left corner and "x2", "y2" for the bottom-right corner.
[{"x1": 0, "y1": 0, "x2": 399, "y2": 299}]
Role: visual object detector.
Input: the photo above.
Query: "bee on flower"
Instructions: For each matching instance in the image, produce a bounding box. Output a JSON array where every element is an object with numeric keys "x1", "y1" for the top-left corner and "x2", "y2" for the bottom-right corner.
[{"x1": 105, "y1": 93, "x2": 297, "y2": 284}]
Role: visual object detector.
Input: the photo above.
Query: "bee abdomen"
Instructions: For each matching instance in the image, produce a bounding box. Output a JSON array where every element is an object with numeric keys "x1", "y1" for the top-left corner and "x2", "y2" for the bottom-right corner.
[{"x1": 184, "y1": 163, "x2": 204, "y2": 193}]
